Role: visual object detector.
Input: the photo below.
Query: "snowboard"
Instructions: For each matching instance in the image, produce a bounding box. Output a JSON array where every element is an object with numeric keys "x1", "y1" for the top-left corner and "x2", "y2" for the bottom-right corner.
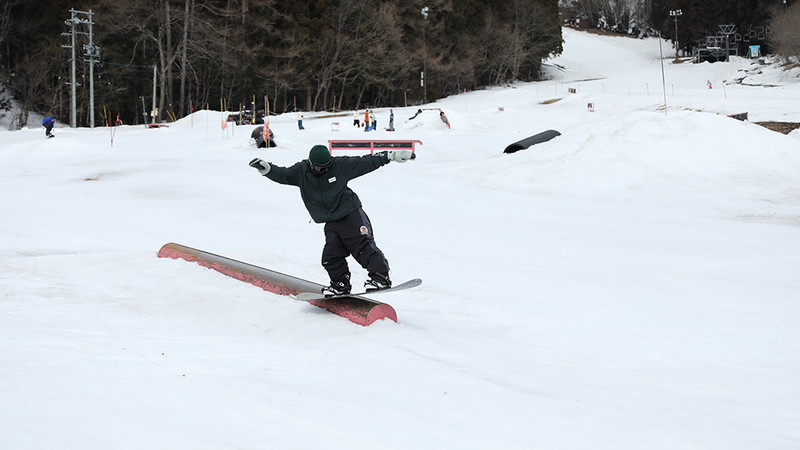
[{"x1": 295, "y1": 278, "x2": 422, "y2": 302}]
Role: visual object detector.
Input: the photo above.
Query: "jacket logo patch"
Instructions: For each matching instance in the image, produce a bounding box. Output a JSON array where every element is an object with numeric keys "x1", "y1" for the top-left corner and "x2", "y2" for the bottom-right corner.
[
  {"x1": 328, "y1": 177, "x2": 337, "y2": 183},
  {"x1": 360, "y1": 226, "x2": 369, "y2": 235}
]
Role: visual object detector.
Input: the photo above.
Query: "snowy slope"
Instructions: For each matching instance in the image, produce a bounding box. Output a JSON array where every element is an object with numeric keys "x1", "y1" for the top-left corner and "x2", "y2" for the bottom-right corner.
[{"x1": 2, "y1": 28, "x2": 800, "y2": 449}]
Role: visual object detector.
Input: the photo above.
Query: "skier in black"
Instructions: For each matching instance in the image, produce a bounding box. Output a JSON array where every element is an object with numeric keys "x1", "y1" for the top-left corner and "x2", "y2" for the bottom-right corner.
[{"x1": 249, "y1": 145, "x2": 413, "y2": 296}]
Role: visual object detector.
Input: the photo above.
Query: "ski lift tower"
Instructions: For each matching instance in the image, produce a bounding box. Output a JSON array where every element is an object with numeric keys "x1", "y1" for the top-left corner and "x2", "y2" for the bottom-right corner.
[{"x1": 718, "y1": 24, "x2": 736, "y2": 62}]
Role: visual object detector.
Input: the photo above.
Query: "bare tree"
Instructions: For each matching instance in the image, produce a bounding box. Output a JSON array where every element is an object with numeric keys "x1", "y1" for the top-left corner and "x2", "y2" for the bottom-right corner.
[
  {"x1": 770, "y1": 2, "x2": 800, "y2": 63},
  {"x1": 11, "y1": 49, "x2": 57, "y2": 128},
  {"x1": 0, "y1": 0, "x2": 15, "y2": 123},
  {"x1": 477, "y1": 0, "x2": 561, "y2": 84},
  {"x1": 308, "y1": 0, "x2": 361, "y2": 111},
  {"x1": 102, "y1": 0, "x2": 189, "y2": 120},
  {"x1": 0, "y1": 0, "x2": 14, "y2": 50},
  {"x1": 306, "y1": 1, "x2": 408, "y2": 111},
  {"x1": 8, "y1": 0, "x2": 563, "y2": 123}
]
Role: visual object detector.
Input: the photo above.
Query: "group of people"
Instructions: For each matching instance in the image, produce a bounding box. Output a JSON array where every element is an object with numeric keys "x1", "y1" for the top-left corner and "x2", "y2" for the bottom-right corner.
[
  {"x1": 299, "y1": 108, "x2": 396, "y2": 132},
  {"x1": 353, "y1": 109, "x2": 394, "y2": 132}
]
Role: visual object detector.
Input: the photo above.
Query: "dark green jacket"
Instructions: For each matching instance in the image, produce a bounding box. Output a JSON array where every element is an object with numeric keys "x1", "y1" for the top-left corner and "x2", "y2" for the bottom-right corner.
[{"x1": 265, "y1": 152, "x2": 389, "y2": 223}]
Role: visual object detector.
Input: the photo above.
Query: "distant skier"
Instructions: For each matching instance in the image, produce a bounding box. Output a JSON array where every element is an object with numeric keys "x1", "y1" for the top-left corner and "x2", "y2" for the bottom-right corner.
[
  {"x1": 249, "y1": 145, "x2": 414, "y2": 296},
  {"x1": 297, "y1": 110, "x2": 305, "y2": 129},
  {"x1": 388, "y1": 109, "x2": 395, "y2": 131},
  {"x1": 42, "y1": 115, "x2": 55, "y2": 138},
  {"x1": 353, "y1": 111, "x2": 360, "y2": 128}
]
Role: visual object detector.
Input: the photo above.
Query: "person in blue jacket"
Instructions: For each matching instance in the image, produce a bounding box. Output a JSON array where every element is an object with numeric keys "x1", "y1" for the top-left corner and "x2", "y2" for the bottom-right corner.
[
  {"x1": 249, "y1": 145, "x2": 414, "y2": 296},
  {"x1": 42, "y1": 115, "x2": 55, "y2": 137}
]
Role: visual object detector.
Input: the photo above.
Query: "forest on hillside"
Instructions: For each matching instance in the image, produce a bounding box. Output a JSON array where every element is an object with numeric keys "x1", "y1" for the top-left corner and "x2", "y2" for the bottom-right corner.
[
  {"x1": 2, "y1": 0, "x2": 798, "y2": 129},
  {"x1": 562, "y1": 0, "x2": 798, "y2": 58},
  {"x1": 0, "y1": 0, "x2": 562, "y2": 128}
]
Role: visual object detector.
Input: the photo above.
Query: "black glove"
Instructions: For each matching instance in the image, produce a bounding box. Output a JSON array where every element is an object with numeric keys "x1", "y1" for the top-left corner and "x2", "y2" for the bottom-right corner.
[{"x1": 249, "y1": 158, "x2": 271, "y2": 175}]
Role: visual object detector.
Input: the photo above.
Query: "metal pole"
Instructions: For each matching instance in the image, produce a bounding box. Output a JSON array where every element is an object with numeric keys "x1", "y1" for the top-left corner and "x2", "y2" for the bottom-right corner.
[
  {"x1": 659, "y1": 31, "x2": 667, "y2": 116},
  {"x1": 421, "y1": 7, "x2": 428, "y2": 104},
  {"x1": 88, "y1": 10, "x2": 94, "y2": 128},
  {"x1": 70, "y1": 10, "x2": 77, "y2": 128},
  {"x1": 718, "y1": 25, "x2": 736, "y2": 63},
  {"x1": 674, "y1": 17, "x2": 678, "y2": 60},
  {"x1": 152, "y1": 65, "x2": 157, "y2": 124},
  {"x1": 724, "y1": 34, "x2": 728, "y2": 62},
  {"x1": 669, "y1": 10, "x2": 682, "y2": 62}
]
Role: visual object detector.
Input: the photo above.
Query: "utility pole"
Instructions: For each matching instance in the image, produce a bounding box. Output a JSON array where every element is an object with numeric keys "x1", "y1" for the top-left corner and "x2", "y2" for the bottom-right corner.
[
  {"x1": 669, "y1": 9, "x2": 682, "y2": 62},
  {"x1": 62, "y1": 9, "x2": 99, "y2": 128},
  {"x1": 62, "y1": 11, "x2": 78, "y2": 128},
  {"x1": 152, "y1": 65, "x2": 157, "y2": 125},
  {"x1": 421, "y1": 6, "x2": 428, "y2": 104},
  {"x1": 82, "y1": 10, "x2": 99, "y2": 128}
]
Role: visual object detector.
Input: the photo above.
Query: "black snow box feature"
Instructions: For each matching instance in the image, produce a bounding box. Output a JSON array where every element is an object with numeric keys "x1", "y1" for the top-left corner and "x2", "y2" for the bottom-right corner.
[{"x1": 503, "y1": 129, "x2": 561, "y2": 154}]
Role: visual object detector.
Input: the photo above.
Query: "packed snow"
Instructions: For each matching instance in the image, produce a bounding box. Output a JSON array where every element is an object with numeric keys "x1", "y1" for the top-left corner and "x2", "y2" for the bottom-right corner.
[{"x1": 2, "y1": 28, "x2": 799, "y2": 449}]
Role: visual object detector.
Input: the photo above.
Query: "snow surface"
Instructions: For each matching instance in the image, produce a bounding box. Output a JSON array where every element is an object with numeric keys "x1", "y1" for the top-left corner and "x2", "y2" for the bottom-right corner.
[{"x1": 2, "y1": 28, "x2": 800, "y2": 449}]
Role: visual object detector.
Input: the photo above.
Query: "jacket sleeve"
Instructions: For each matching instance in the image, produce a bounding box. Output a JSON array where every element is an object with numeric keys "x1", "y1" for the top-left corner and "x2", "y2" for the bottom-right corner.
[
  {"x1": 265, "y1": 161, "x2": 304, "y2": 186},
  {"x1": 340, "y1": 153, "x2": 389, "y2": 180}
]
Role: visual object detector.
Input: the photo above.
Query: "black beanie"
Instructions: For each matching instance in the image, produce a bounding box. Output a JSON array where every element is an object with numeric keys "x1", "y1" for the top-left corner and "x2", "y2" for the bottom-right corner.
[{"x1": 309, "y1": 145, "x2": 331, "y2": 165}]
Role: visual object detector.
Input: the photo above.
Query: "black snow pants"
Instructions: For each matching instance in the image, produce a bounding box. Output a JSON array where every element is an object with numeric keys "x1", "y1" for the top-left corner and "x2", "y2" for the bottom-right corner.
[{"x1": 322, "y1": 208, "x2": 389, "y2": 282}]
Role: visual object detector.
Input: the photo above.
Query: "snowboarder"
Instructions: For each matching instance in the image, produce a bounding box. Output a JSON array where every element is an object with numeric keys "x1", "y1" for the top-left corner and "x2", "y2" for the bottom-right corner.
[
  {"x1": 42, "y1": 115, "x2": 55, "y2": 138},
  {"x1": 353, "y1": 111, "x2": 360, "y2": 128},
  {"x1": 249, "y1": 145, "x2": 414, "y2": 296},
  {"x1": 297, "y1": 110, "x2": 305, "y2": 129},
  {"x1": 388, "y1": 109, "x2": 395, "y2": 131}
]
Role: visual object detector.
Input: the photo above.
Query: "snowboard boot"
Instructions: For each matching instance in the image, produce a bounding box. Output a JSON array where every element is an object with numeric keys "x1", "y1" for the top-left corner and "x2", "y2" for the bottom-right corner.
[
  {"x1": 322, "y1": 275, "x2": 351, "y2": 297},
  {"x1": 364, "y1": 273, "x2": 391, "y2": 292}
]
